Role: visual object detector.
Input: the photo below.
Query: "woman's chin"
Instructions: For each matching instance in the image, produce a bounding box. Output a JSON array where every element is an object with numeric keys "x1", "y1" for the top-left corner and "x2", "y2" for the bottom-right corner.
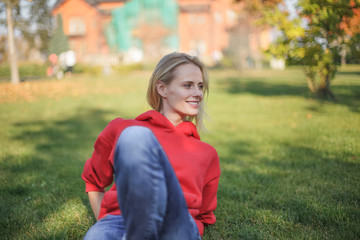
[{"x1": 183, "y1": 112, "x2": 198, "y2": 118}]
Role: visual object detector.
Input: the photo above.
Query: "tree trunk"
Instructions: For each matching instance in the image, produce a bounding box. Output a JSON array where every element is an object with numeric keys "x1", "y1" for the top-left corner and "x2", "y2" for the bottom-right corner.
[
  {"x1": 306, "y1": 76, "x2": 317, "y2": 93},
  {"x1": 304, "y1": 67, "x2": 317, "y2": 93},
  {"x1": 340, "y1": 44, "x2": 347, "y2": 66},
  {"x1": 318, "y1": 85, "x2": 336, "y2": 101},
  {"x1": 318, "y1": 73, "x2": 337, "y2": 101},
  {"x1": 6, "y1": 0, "x2": 20, "y2": 84}
]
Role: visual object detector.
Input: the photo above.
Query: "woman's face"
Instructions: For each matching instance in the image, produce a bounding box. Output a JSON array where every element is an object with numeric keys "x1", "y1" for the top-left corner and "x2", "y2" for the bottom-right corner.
[{"x1": 157, "y1": 63, "x2": 204, "y2": 125}]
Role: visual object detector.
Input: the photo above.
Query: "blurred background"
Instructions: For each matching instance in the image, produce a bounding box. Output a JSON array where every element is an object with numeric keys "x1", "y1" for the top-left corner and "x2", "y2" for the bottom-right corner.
[
  {"x1": 0, "y1": 0, "x2": 304, "y2": 80},
  {"x1": 1, "y1": 1, "x2": 359, "y2": 239},
  {"x1": 1, "y1": 0, "x2": 359, "y2": 86},
  {"x1": 1, "y1": 0, "x2": 271, "y2": 66}
]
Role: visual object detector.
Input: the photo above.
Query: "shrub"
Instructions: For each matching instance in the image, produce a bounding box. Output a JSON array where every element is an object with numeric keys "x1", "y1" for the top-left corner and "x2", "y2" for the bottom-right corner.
[
  {"x1": 73, "y1": 64, "x2": 103, "y2": 75},
  {"x1": 0, "y1": 63, "x2": 48, "y2": 78},
  {"x1": 112, "y1": 63, "x2": 143, "y2": 74}
]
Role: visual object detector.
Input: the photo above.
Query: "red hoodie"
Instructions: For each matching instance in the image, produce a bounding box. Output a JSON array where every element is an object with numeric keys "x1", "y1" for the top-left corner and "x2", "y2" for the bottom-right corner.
[{"x1": 82, "y1": 110, "x2": 220, "y2": 236}]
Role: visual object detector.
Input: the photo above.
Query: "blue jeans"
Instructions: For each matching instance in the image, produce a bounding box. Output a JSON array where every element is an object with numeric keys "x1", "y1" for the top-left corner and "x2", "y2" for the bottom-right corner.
[{"x1": 84, "y1": 126, "x2": 201, "y2": 240}]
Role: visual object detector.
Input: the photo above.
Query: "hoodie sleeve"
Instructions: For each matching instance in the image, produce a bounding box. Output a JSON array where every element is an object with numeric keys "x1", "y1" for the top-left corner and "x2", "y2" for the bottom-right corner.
[
  {"x1": 81, "y1": 120, "x2": 119, "y2": 192},
  {"x1": 196, "y1": 151, "x2": 221, "y2": 233}
]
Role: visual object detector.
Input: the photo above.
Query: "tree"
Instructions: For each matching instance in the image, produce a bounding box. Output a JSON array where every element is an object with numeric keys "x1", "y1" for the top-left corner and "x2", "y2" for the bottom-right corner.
[
  {"x1": 48, "y1": 15, "x2": 69, "y2": 56},
  {"x1": 226, "y1": 0, "x2": 282, "y2": 69},
  {"x1": 339, "y1": 0, "x2": 360, "y2": 64},
  {"x1": 1, "y1": 0, "x2": 53, "y2": 83},
  {"x1": 26, "y1": 0, "x2": 53, "y2": 54},
  {"x1": 264, "y1": 0, "x2": 360, "y2": 100},
  {"x1": 1, "y1": 0, "x2": 53, "y2": 58},
  {"x1": 5, "y1": 0, "x2": 20, "y2": 84}
]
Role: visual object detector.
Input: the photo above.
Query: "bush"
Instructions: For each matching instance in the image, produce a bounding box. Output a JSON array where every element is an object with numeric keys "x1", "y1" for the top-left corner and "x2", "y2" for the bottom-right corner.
[
  {"x1": 0, "y1": 65, "x2": 11, "y2": 77},
  {"x1": 112, "y1": 63, "x2": 144, "y2": 74},
  {"x1": 73, "y1": 64, "x2": 103, "y2": 75},
  {"x1": 0, "y1": 63, "x2": 48, "y2": 78}
]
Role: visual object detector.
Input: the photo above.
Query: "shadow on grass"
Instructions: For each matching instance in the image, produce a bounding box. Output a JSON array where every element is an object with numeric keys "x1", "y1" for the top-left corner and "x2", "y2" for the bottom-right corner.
[
  {"x1": 330, "y1": 85, "x2": 360, "y2": 113},
  {"x1": 207, "y1": 137, "x2": 360, "y2": 239},
  {"x1": 218, "y1": 77, "x2": 360, "y2": 113},
  {"x1": 338, "y1": 71, "x2": 360, "y2": 76},
  {"x1": 219, "y1": 78, "x2": 308, "y2": 97},
  {"x1": 0, "y1": 108, "x2": 133, "y2": 239}
]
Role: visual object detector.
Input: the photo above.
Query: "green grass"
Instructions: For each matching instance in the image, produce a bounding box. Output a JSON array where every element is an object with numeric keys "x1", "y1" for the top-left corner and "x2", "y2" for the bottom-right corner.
[{"x1": 0, "y1": 66, "x2": 359, "y2": 239}]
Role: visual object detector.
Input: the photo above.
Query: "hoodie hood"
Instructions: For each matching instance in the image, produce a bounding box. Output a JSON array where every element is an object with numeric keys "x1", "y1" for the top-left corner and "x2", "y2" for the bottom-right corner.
[{"x1": 136, "y1": 110, "x2": 200, "y2": 140}]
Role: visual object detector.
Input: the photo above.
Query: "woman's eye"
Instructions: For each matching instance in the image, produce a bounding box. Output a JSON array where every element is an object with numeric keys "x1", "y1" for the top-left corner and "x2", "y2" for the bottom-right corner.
[
  {"x1": 184, "y1": 84, "x2": 191, "y2": 88},
  {"x1": 199, "y1": 85, "x2": 204, "y2": 89}
]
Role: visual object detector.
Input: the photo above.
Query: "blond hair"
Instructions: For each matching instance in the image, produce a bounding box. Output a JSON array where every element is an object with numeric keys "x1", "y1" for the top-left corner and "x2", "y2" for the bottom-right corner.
[{"x1": 146, "y1": 52, "x2": 209, "y2": 130}]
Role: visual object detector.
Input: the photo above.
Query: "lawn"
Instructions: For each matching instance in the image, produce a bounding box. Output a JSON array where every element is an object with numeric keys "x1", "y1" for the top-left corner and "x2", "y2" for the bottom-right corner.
[{"x1": 0, "y1": 66, "x2": 359, "y2": 239}]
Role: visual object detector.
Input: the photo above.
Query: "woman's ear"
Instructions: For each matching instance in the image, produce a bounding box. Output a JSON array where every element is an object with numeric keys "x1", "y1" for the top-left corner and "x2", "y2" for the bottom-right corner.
[{"x1": 156, "y1": 81, "x2": 167, "y2": 98}]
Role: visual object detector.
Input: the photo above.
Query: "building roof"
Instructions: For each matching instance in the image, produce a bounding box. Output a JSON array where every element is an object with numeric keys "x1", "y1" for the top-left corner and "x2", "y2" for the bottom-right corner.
[{"x1": 53, "y1": 0, "x2": 126, "y2": 10}]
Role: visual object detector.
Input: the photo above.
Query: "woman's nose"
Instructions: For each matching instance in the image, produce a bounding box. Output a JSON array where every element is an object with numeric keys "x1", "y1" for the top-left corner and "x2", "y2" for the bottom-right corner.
[{"x1": 194, "y1": 87, "x2": 203, "y2": 98}]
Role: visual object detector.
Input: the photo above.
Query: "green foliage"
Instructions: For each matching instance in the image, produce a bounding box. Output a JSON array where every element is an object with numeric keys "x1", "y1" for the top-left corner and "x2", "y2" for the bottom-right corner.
[
  {"x1": 0, "y1": 63, "x2": 47, "y2": 78},
  {"x1": 48, "y1": 15, "x2": 70, "y2": 56},
  {"x1": 235, "y1": 0, "x2": 283, "y2": 14},
  {"x1": 225, "y1": 0, "x2": 283, "y2": 70},
  {"x1": 0, "y1": 64, "x2": 11, "y2": 78},
  {"x1": 346, "y1": 33, "x2": 360, "y2": 63},
  {"x1": 29, "y1": 0, "x2": 53, "y2": 53},
  {"x1": 0, "y1": 67, "x2": 359, "y2": 239},
  {"x1": 263, "y1": 0, "x2": 360, "y2": 99},
  {"x1": 112, "y1": 63, "x2": 144, "y2": 74},
  {"x1": 72, "y1": 64, "x2": 103, "y2": 76},
  {"x1": 0, "y1": 0, "x2": 52, "y2": 56}
]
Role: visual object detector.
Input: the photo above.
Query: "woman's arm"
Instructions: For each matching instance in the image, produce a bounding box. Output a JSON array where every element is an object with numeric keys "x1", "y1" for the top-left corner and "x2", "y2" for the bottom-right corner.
[{"x1": 88, "y1": 191, "x2": 105, "y2": 220}]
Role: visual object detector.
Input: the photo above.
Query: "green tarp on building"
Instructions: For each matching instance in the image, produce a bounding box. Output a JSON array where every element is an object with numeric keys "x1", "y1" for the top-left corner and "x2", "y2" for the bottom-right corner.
[{"x1": 105, "y1": 0, "x2": 179, "y2": 53}]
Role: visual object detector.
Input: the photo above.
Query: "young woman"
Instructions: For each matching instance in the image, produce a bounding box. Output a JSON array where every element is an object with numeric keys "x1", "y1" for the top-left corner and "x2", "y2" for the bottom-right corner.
[{"x1": 82, "y1": 52, "x2": 221, "y2": 240}]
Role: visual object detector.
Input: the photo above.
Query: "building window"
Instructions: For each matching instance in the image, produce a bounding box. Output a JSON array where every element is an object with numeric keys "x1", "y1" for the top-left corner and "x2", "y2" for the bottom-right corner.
[
  {"x1": 214, "y1": 12, "x2": 222, "y2": 24},
  {"x1": 69, "y1": 17, "x2": 86, "y2": 35},
  {"x1": 189, "y1": 14, "x2": 205, "y2": 25}
]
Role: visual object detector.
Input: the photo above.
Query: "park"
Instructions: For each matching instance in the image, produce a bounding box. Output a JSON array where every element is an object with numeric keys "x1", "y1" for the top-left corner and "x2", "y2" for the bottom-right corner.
[
  {"x1": 0, "y1": 64, "x2": 359, "y2": 239},
  {"x1": 1, "y1": 0, "x2": 360, "y2": 239}
]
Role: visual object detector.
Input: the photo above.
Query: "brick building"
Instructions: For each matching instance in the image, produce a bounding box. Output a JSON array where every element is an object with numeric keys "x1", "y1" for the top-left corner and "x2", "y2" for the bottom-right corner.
[
  {"x1": 52, "y1": 0, "x2": 126, "y2": 63},
  {"x1": 52, "y1": 0, "x2": 270, "y2": 66}
]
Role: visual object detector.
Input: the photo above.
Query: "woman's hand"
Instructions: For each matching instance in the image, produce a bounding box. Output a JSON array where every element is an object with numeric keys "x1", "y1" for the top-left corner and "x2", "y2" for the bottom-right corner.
[{"x1": 87, "y1": 191, "x2": 104, "y2": 220}]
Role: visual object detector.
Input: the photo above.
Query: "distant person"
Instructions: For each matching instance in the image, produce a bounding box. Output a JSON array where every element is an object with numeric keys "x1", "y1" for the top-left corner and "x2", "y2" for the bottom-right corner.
[
  {"x1": 47, "y1": 53, "x2": 58, "y2": 77},
  {"x1": 47, "y1": 53, "x2": 64, "y2": 79},
  {"x1": 82, "y1": 52, "x2": 221, "y2": 240},
  {"x1": 64, "y1": 50, "x2": 76, "y2": 76}
]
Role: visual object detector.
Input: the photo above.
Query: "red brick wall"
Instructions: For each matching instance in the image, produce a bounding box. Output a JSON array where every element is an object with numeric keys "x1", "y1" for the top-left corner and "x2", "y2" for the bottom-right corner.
[
  {"x1": 52, "y1": 0, "x2": 125, "y2": 61},
  {"x1": 52, "y1": 0, "x2": 269, "y2": 65},
  {"x1": 178, "y1": 0, "x2": 236, "y2": 61}
]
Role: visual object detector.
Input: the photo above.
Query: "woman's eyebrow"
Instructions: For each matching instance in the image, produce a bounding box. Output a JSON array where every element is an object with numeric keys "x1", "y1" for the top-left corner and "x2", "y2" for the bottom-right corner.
[{"x1": 180, "y1": 80, "x2": 194, "y2": 83}]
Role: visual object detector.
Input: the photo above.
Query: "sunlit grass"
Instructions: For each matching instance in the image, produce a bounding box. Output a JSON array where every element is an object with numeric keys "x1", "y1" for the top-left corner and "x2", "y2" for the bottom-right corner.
[{"x1": 1, "y1": 66, "x2": 359, "y2": 239}]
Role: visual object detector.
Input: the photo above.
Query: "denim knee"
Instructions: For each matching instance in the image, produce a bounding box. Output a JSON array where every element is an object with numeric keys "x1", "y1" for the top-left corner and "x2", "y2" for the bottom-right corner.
[
  {"x1": 119, "y1": 126, "x2": 153, "y2": 142},
  {"x1": 83, "y1": 215, "x2": 126, "y2": 240},
  {"x1": 115, "y1": 126, "x2": 156, "y2": 168}
]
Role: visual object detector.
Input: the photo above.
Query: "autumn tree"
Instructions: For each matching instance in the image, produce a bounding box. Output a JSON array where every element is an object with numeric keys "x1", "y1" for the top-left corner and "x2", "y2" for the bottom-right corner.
[
  {"x1": 26, "y1": 0, "x2": 53, "y2": 54},
  {"x1": 1, "y1": 0, "x2": 53, "y2": 83},
  {"x1": 264, "y1": 0, "x2": 360, "y2": 100},
  {"x1": 226, "y1": 0, "x2": 282, "y2": 69},
  {"x1": 339, "y1": 0, "x2": 360, "y2": 64}
]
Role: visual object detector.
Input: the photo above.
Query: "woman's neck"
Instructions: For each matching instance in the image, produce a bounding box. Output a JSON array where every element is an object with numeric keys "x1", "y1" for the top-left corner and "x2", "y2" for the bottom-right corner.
[{"x1": 160, "y1": 110, "x2": 184, "y2": 127}]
